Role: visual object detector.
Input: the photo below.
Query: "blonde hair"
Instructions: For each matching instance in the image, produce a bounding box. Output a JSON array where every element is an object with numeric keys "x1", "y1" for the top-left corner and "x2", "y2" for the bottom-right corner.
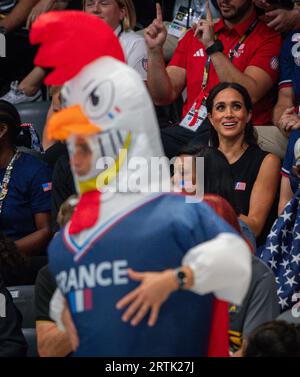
[
  {"x1": 116, "y1": 0, "x2": 136, "y2": 30},
  {"x1": 83, "y1": 0, "x2": 137, "y2": 31}
]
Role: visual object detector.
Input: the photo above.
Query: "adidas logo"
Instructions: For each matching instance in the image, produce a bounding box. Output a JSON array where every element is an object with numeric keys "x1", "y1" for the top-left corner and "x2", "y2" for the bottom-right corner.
[{"x1": 193, "y1": 48, "x2": 204, "y2": 57}]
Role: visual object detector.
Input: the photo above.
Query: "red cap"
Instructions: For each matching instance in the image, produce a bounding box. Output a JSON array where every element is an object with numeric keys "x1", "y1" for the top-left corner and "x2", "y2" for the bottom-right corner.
[{"x1": 30, "y1": 11, "x2": 125, "y2": 85}]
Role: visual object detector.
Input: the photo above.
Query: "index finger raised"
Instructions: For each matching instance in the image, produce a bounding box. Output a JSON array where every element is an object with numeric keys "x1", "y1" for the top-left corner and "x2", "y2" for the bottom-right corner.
[
  {"x1": 206, "y1": 0, "x2": 213, "y2": 22},
  {"x1": 156, "y1": 2, "x2": 163, "y2": 22}
]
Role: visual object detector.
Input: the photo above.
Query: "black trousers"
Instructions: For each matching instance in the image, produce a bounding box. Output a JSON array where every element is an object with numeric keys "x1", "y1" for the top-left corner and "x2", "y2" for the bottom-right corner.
[{"x1": 160, "y1": 118, "x2": 211, "y2": 160}]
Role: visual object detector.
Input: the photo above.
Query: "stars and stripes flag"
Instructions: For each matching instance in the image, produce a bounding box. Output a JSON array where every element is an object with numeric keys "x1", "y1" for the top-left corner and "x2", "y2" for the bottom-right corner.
[{"x1": 260, "y1": 189, "x2": 300, "y2": 312}]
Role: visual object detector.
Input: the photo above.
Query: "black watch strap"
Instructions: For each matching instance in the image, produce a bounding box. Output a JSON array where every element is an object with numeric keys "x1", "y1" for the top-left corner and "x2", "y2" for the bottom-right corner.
[{"x1": 205, "y1": 39, "x2": 224, "y2": 56}]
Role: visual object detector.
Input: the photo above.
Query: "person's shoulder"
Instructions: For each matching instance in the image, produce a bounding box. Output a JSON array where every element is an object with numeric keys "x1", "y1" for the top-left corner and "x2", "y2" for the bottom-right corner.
[
  {"x1": 251, "y1": 256, "x2": 275, "y2": 283},
  {"x1": 256, "y1": 19, "x2": 281, "y2": 40},
  {"x1": 18, "y1": 152, "x2": 49, "y2": 169},
  {"x1": 122, "y1": 30, "x2": 146, "y2": 46}
]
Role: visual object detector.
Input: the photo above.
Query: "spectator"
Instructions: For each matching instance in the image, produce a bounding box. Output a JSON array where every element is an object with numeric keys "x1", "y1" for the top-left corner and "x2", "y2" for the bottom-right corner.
[
  {"x1": 243, "y1": 320, "x2": 300, "y2": 357},
  {"x1": 228, "y1": 255, "x2": 279, "y2": 355},
  {"x1": 278, "y1": 130, "x2": 300, "y2": 213},
  {"x1": 260, "y1": 142, "x2": 300, "y2": 313},
  {"x1": 35, "y1": 195, "x2": 77, "y2": 357},
  {"x1": 173, "y1": 145, "x2": 237, "y2": 205},
  {"x1": 273, "y1": 27, "x2": 300, "y2": 136},
  {"x1": 173, "y1": 145, "x2": 256, "y2": 249},
  {"x1": 145, "y1": 1, "x2": 283, "y2": 159},
  {"x1": 253, "y1": 0, "x2": 299, "y2": 33},
  {"x1": 35, "y1": 265, "x2": 72, "y2": 357},
  {"x1": 206, "y1": 82, "x2": 280, "y2": 245},
  {"x1": 0, "y1": 100, "x2": 52, "y2": 256},
  {"x1": 0, "y1": 0, "x2": 40, "y2": 95},
  {"x1": 0, "y1": 273, "x2": 28, "y2": 356},
  {"x1": 0, "y1": 0, "x2": 82, "y2": 104},
  {"x1": 84, "y1": 0, "x2": 147, "y2": 81}
]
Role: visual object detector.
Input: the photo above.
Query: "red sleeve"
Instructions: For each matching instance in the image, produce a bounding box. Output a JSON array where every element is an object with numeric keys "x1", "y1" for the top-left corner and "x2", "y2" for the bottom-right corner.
[
  {"x1": 207, "y1": 298, "x2": 229, "y2": 357},
  {"x1": 168, "y1": 30, "x2": 192, "y2": 69},
  {"x1": 247, "y1": 27, "x2": 282, "y2": 84}
]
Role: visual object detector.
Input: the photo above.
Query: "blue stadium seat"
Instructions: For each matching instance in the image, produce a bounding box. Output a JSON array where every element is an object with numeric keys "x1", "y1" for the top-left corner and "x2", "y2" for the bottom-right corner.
[{"x1": 8, "y1": 285, "x2": 38, "y2": 357}]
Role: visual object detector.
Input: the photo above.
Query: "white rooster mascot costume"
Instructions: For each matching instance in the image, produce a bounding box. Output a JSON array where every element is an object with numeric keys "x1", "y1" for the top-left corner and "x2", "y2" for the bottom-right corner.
[{"x1": 30, "y1": 11, "x2": 251, "y2": 357}]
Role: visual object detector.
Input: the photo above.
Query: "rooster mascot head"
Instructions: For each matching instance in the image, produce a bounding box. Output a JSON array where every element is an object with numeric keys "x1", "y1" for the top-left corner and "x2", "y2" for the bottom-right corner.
[{"x1": 30, "y1": 11, "x2": 170, "y2": 236}]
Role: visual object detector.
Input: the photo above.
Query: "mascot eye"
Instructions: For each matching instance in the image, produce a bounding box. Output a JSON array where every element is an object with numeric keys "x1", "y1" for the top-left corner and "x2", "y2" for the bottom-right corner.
[
  {"x1": 90, "y1": 89, "x2": 100, "y2": 106},
  {"x1": 84, "y1": 80, "x2": 114, "y2": 121}
]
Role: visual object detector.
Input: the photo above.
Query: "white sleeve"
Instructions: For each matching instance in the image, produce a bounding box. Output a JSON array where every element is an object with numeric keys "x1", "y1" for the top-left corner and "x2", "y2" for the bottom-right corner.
[
  {"x1": 126, "y1": 38, "x2": 148, "y2": 81},
  {"x1": 182, "y1": 233, "x2": 252, "y2": 305},
  {"x1": 49, "y1": 288, "x2": 66, "y2": 331}
]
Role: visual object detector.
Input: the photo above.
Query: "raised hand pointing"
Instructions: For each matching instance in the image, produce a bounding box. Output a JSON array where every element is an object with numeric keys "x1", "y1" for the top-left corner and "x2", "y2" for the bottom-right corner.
[{"x1": 144, "y1": 3, "x2": 167, "y2": 50}]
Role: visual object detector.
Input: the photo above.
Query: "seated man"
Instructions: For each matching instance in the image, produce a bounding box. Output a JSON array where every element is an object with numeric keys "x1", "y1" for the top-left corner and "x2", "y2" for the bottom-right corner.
[{"x1": 145, "y1": 1, "x2": 284, "y2": 158}]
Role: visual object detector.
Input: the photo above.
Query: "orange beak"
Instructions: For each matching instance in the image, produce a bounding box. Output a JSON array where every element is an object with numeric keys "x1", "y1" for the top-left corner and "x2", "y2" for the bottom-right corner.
[{"x1": 46, "y1": 105, "x2": 101, "y2": 141}]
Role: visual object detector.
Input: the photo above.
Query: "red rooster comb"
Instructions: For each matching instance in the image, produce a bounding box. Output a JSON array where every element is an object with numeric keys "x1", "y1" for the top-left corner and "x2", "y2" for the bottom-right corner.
[{"x1": 30, "y1": 11, "x2": 125, "y2": 85}]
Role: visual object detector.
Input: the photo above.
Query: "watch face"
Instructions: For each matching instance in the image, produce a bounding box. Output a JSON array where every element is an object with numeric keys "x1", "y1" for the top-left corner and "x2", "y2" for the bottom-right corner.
[{"x1": 178, "y1": 271, "x2": 186, "y2": 280}]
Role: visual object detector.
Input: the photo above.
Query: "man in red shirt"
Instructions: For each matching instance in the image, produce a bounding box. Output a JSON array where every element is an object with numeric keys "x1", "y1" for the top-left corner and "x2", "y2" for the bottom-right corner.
[{"x1": 146, "y1": 1, "x2": 285, "y2": 158}]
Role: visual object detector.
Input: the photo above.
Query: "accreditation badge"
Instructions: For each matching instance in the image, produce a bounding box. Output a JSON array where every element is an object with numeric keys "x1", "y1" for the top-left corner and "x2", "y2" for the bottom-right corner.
[{"x1": 179, "y1": 98, "x2": 207, "y2": 132}]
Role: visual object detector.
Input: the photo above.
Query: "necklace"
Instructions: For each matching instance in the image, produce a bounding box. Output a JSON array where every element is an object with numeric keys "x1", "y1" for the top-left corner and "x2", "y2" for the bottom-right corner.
[{"x1": 0, "y1": 150, "x2": 20, "y2": 215}]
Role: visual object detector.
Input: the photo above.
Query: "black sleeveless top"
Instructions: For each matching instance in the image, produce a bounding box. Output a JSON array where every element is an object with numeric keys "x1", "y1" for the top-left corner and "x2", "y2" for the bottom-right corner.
[
  {"x1": 230, "y1": 146, "x2": 278, "y2": 247},
  {"x1": 230, "y1": 146, "x2": 268, "y2": 216}
]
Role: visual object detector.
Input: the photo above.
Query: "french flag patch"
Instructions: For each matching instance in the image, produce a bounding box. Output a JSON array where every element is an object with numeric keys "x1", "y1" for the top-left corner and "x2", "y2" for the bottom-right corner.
[
  {"x1": 69, "y1": 289, "x2": 93, "y2": 313},
  {"x1": 42, "y1": 182, "x2": 52, "y2": 192},
  {"x1": 235, "y1": 182, "x2": 246, "y2": 191}
]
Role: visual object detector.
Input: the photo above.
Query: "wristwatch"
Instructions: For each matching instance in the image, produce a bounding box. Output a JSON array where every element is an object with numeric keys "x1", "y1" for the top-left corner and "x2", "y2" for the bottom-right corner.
[
  {"x1": 174, "y1": 267, "x2": 187, "y2": 290},
  {"x1": 205, "y1": 39, "x2": 224, "y2": 56}
]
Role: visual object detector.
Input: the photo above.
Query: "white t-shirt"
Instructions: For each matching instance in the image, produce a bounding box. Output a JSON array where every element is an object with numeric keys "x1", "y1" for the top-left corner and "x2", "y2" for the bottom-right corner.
[{"x1": 115, "y1": 26, "x2": 148, "y2": 81}]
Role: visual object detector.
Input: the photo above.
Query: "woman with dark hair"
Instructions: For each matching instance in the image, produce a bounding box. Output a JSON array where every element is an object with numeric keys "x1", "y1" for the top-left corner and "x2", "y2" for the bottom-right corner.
[
  {"x1": 206, "y1": 82, "x2": 280, "y2": 245},
  {"x1": 0, "y1": 100, "x2": 51, "y2": 263}
]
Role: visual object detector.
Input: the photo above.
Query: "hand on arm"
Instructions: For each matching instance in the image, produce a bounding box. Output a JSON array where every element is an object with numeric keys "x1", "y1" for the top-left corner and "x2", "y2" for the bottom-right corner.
[
  {"x1": 116, "y1": 267, "x2": 193, "y2": 327},
  {"x1": 239, "y1": 154, "x2": 281, "y2": 237},
  {"x1": 145, "y1": 3, "x2": 185, "y2": 105},
  {"x1": 278, "y1": 108, "x2": 300, "y2": 132},
  {"x1": 14, "y1": 212, "x2": 51, "y2": 256},
  {"x1": 273, "y1": 86, "x2": 295, "y2": 132},
  {"x1": 261, "y1": 8, "x2": 300, "y2": 33}
]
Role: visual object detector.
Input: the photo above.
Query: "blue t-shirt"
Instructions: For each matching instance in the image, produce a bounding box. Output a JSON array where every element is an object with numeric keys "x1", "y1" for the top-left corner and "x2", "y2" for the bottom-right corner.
[
  {"x1": 279, "y1": 30, "x2": 300, "y2": 106},
  {"x1": 0, "y1": 152, "x2": 52, "y2": 240},
  {"x1": 281, "y1": 130, "x2": 300, "y2": 194},
  {"x1": 49, "y1": 194, "x2": 237, "y2": 357}
]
